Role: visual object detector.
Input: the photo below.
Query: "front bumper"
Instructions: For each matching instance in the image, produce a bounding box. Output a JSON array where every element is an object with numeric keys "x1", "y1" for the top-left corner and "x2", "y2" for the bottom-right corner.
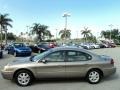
[
  {"x1": 17, "y1": 51, "x2": 31, "y2": 56},
  {"x1": 1, "y1": 70, "x2": 14, "y2": 80}
]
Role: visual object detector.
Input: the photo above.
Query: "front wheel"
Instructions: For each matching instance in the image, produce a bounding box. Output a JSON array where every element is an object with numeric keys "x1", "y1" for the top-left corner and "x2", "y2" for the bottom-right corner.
[
  {"x1": 38, "y1": 50, "x2": 41, "y2": 53},
  {"x1": 8, "y1": 51, "x2": 9, "y2": 54},
  {"x1": 15, "y1": 70, "x2": 33, "y2": 86},
  {"x1": 14, "y1": 52, "x2": 17, "y2": 57},
  {"x1": 86, "y1": 70, "x2": 102, "y2": 84}
]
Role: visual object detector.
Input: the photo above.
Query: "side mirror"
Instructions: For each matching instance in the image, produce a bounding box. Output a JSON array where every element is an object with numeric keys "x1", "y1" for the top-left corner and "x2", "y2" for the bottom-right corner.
[
  {"x1": 42, "y1": 59, "x2": 47, "y2": 63},
  {"x1": 30, "y1": 55, "x2": 35, "y2": 61}
]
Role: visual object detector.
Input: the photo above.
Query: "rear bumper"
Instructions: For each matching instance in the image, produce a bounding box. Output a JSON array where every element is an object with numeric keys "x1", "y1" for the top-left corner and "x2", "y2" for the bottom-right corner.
[
  {"x1": 1, "y1": 70, "x2": 14, "y2": 80},
  {"x1": 103, "y1": 67, "x2": 116, "y2": 77}
]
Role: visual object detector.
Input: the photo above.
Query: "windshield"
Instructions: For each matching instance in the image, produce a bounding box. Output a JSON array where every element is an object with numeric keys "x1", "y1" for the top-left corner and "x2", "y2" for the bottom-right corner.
[
  {"x1": 14, "y1": 43, "x2": 26, "y2": 48},
  {"x1": 31, "y1": 50, "x2": 50, "y2": 62}
]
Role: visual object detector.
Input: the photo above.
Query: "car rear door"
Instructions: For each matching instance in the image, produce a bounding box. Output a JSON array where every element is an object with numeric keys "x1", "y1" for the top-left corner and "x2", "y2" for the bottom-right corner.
[
  {"x1": 35, "y1": 50, "x2": 66, "y2": 78},
  {"x1": 65, "y1": 50, "x2": 92, "y2": 77}
]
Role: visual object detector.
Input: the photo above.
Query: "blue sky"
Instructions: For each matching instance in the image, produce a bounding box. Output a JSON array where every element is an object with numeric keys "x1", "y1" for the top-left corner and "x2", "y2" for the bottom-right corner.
[{"x1": 0, "y1": 0, "x2": 120, "y2": 38}]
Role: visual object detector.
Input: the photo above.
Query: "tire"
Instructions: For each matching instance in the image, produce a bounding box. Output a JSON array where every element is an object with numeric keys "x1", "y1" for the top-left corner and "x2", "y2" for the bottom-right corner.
[
  {"x1": 86, "y1": 69, "x2": 102, "y2": 84},
  {"x1": 8, "y1": 51, "x2": 9, "y2": 54},
  {"x1": 14, "y1": 52, "x2": 17, "y2": 57},
  {"x1": 38, "y1": 50, "x2": 41, "y2": 53},
  {"x1": 15, "y1": 70, "x2": 33, "y2": 86}
]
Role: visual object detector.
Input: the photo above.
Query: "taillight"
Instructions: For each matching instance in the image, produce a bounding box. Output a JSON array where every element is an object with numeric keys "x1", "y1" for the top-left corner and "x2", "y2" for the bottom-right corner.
[{"x1": 110, "y1": 59, "x2": 114, "y2": 65}]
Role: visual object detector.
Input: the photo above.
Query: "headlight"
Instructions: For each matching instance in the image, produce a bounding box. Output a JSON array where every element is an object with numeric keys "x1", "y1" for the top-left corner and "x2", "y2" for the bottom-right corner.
[{"x1": 16, "y1": 49, "x2": 22, "y2": 52}]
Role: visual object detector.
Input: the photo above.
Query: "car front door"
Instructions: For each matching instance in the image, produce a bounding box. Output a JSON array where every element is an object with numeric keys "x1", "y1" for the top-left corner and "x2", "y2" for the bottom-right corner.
[
  {"x1": 36, "y1": 50, "x2": 66, "y2": 78},
  {"x1": 65, "y1": 50, "x2": 92, "y2": 77}
]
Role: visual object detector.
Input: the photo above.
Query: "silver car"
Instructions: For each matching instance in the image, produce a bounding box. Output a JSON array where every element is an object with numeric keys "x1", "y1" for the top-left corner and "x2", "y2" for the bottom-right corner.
[{"x1": 1, "y1": 47, "x2": 116, "y2": 86}]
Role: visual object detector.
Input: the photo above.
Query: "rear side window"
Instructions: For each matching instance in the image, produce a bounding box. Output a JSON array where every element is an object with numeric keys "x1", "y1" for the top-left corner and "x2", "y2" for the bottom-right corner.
[{"x1": 67, "y1": 51, "x2": 92, "y2": 62}]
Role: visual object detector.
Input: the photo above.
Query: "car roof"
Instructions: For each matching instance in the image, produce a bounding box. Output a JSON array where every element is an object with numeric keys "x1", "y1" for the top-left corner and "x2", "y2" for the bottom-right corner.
[{"x1": 51, "y1": 47, "x2": 92, "y2": 54}]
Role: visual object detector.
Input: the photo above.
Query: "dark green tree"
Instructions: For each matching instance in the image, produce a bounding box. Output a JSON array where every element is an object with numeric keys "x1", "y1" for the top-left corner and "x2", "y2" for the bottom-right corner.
[
  {"x1": 0, "y1": 13, "x2": 13, "y2": 44},
  {"x1": 31, "y1": 23, "x2": 51, "y2": 42},
  {"x1": 81, "y1": 27, "x2": 91, "y2": 42},
  {"x1": 59, "y1": 28, "x2": 71, "y2": 39}
]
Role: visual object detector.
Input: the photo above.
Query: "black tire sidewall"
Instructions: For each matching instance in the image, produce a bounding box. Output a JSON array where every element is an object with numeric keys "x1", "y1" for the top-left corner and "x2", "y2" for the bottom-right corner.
[{"x1": 38, "y1": 50, "x2": 41, "y2": 53}]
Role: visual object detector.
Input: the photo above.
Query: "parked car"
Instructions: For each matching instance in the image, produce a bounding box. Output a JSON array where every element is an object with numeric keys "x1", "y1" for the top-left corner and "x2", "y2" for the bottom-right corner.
[
  {"x1": 38, "y1": 44, "x2": 51, "y2": 53},
  {"x1": 108, "y1": 43, "x2": 116, "y2": 48},
  {"x1": 80, "y1": 43, "x2": 93, "y2": 49},
  {"x1": 97, "y1": 43, "x2": 106, "y2": 48},
  {"x1": 1, "y1": 47, "x2": 116, "y2": 86},
  {"x1": 28, "y1": 45, "x2": 40, "y2": 53},
  {"x1": 89, "y1": 43, "x2": 100, "y2": 49},
  {"x1": 60, "y1": 43, "x2": 83, "y2": 49},
  {"x1": 29, "y1": 44, "x2": 51, "y2": 53},
  {"x1": 4, "y1": 44, "x2": 12, "y2": 51},
  {"x1": 7, "y1": 43, "x2": 32, "y2": 57},
  {"x1": 49, "y1": 42, "x2": 57, "y2": 48}
]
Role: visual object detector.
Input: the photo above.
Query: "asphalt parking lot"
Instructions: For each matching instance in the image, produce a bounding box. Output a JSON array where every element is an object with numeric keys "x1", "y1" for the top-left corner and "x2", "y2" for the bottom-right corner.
[{"x1": 0, "y1": 48, "x2": 120, "y2": 90}]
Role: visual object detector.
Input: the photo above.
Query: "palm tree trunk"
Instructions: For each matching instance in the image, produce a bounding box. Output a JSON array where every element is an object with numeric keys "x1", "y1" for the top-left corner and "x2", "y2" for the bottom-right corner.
[
  {"x1": 38, "y1": 34, "x2": 42, "y2": 42},
  {"x1": 0, "y1": 25, "x2": 3, "y2": 45},
  {"x1": 5, "y1": 30, "x2": 7, "y2": 45}
]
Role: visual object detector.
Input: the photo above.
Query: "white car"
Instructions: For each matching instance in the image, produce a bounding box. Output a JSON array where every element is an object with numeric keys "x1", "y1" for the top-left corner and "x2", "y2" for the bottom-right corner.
[{"x1": 90, "y1": 43, "x2": 100, "y2": 49}]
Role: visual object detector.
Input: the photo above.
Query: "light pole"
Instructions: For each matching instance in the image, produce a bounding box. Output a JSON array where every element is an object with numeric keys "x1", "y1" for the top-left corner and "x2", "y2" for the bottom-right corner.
[
  {"x1": 56, "y1": 29, "x2": 58, "y2": 39},
  {"x1": 0, "y1": 25, "x2": 2, "y2": 45},
  {"x1": 26, "y1": 25, "x2": 30, "y2": 42},
  {"x1": 62, "y1": 12, "x2": 71, "y2": 39},
  {"x1": 76, "y1": 30, "x2": 78, "y2": 39},
  {"x1": 109, "y1": 24, "x2": 113, "y2": 40}
]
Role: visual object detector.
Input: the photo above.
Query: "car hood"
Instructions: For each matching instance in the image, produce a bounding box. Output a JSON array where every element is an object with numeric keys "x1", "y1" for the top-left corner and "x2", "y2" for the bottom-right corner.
[{"x1": 7, "y1": 57, "x2": 32, "y2": 66}]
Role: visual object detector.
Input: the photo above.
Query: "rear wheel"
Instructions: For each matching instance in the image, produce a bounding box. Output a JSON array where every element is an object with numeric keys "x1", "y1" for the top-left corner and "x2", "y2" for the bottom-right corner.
[
  {"x1": 15, "y1": 70, "x2": 33, "y2": 86},
  {"x1": 86, "y1": 69, "x2": 102, "y2": 84}
]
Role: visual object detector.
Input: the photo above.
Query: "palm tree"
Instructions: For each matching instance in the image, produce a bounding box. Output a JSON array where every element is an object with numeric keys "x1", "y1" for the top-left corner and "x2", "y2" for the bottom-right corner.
[
  {"x1": 59, "y1": 28, "x2": 71, "y2": 39},
  {"x1": 20, "y1": 32, "x2": 24, "y2": 42},
  {"x1": 31, "y1": 23, "x2": 51, "y2": 42},
  {"x1": 111, "y1": 29, "x2": 119, "y2": 40},
  {"x1": 101, "y1": 29, "x2": 119, "y2": 41},
  {"x1": 0, "y1": 13, "x2": 13, "y2": 45},
  {"x1": 44, "y1": 30, "x2": 52, "y2": 40},
  {"x1": 81, "y1": 27, "x2": 91, "y2": 42}
]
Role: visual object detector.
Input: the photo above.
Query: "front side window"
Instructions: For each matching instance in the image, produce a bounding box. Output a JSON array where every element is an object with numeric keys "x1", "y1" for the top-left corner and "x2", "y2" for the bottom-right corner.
[
  {"x1": 67, "y1": 51, "x2": 92, "y2": 62},
  {"x1": 44, "y1": 51, "x2": 65, "y2": 62}
]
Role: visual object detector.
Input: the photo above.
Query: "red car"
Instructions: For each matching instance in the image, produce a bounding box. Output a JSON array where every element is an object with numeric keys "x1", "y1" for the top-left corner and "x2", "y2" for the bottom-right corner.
[{"x1": 108, "y1": 43, "x2": 116, "y2": 48}]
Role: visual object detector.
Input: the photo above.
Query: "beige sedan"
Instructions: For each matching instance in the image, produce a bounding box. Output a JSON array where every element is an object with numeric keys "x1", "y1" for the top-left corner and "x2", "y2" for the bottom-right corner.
[{"x1": 1, "y1": 47, "x2": 116, "y2": 86}]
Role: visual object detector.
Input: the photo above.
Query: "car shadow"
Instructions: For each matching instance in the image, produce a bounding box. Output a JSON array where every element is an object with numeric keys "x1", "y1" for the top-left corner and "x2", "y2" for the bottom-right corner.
[
  {"x1": 101, "y1": 73, "x2": 119, "y2": 82},
  {"x1": 33, "y1": 73, "x2": 119, "y2": 86},
  {"x1": 33, "y1": 78, "x2": 86, "y2": 85}
]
